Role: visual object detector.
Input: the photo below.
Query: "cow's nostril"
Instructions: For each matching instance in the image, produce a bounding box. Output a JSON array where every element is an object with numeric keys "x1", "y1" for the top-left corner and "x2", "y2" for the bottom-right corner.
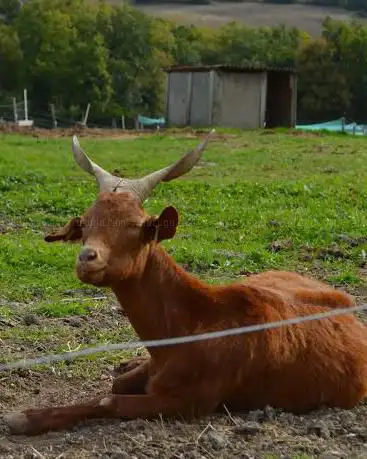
[{"x1": 79, "y1": 248, "x2": 98, "y2": 262}]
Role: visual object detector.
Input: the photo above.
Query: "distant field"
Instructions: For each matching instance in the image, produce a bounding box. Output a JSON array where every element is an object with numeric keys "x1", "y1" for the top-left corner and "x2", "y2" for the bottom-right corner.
[{"x1": 131, "y1": 1, "x2": 364, "y2": 36}]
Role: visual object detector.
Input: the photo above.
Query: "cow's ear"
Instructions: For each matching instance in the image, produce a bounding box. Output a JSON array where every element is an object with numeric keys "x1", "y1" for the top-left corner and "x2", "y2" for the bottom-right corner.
[
  {"x1": 44, "y1": 217, "x2": 83, "y2": 243},
  {"x1": 141, "y1": 206, "x2": 179, "y2": 243}
]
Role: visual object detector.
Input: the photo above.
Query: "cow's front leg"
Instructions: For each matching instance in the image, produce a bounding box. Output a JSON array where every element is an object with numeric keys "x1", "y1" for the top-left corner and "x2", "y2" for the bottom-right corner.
[
  {"x1": 3, "y1": 393, "x2": 206, "y2": 436},
  {"x1": 112, "y1": 356, "x2": 149, "y2": 377},
  {"x1": 112, "y1": 358, "x2": 150, "y2": 394}
]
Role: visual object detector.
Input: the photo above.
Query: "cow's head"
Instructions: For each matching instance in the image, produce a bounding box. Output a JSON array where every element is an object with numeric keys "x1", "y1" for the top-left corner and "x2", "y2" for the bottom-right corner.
[{"x1": 45, "y1": 131, "x2": 215, "y2": 285}]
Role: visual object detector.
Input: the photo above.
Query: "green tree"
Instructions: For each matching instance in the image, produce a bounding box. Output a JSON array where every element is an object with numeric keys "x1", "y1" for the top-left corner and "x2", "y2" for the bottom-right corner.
[
  {"x1": 0, "y1": 23, "x2": 22, "y2": 91},
  {"x1": 170, "y1": 24, "x2": 209, "y2": 65},
  {"x1": 97, "y1": 4, "x2": 171, "y2": 117},
  {"x1": 203, "y1": 22, "x2": 304, "y2": 68},
  {"x1": 0, "y1": 0, "x2": 21, "y2": 24},
  {"x1": 296, "y1": 37, "x2": 352, "y2": 121},
  {"x1": 322, "y1": 18, "x2": 367, "y2": 121},
  {"x1": 15, "y1": 0, "x2": 112, "y2": 116}
]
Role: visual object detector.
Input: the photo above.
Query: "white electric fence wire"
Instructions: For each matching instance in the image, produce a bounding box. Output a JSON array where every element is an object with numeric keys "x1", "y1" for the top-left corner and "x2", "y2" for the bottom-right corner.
[{"x1": 0, "y1": 303, "x2": 366, "y2": 372}]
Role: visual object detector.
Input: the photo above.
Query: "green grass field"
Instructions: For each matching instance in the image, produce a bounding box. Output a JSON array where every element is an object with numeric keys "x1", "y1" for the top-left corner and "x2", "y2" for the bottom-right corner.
[
  {"x1": 0, "y1": 131, "x2": 366, "y2": 341},
  {"x1": 2, "y1": 129, "x2": 367, "y2": 298},
  {"x1": 1, "y1": 130, "x2": 367, "y2": 364},
  {"x1": 1, "y1": 128, "x2": 367, "y2": 458}
]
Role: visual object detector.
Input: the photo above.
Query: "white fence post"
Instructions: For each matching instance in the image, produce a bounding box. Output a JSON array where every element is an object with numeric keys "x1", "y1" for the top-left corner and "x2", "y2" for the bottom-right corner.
[
  {"x1": 83, "y1": 103, "x2": 91, "y2": 126},
  {"x1": 50, "y1": 104, "x2": 57, "y2": 128},
  {"x1": 24, "y1": 89, "x2": 28, "y2": 121}
]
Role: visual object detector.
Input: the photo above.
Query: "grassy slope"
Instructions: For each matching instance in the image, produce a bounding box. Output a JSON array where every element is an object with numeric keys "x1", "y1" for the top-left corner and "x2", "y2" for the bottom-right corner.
[
  {"x1": 132, "y1": 1, "x2": 365, "y2": 36},
  {"x1": 0, "y1": 129, "x2": 367, "y2": 372}
]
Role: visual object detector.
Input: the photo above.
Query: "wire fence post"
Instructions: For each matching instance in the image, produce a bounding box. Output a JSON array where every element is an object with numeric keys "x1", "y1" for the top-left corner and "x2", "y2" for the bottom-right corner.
[
  {"x1": 50, "y1": 104, "x2": 57, "y2": 129},
  {"x1": 24, "y1": 88, "x2": 28, "y2": 121},
  {"x1": 82, "y1": 103, "x2": 91, "y2": 127},
  {"x1": 121, "y1": 115, "x2": 125, "y2": 130},
  {"x1": 12, "y1": 97, "x2": 18, "y2": 123}
]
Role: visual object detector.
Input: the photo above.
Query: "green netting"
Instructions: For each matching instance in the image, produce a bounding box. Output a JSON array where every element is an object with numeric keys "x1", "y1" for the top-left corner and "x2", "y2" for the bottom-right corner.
[
  {"x1": 296, "y1": 118, "x2": 366, "y2": 135},
  {"x1": 138, "y1": 115, "x2": 165, "y2": 127}
]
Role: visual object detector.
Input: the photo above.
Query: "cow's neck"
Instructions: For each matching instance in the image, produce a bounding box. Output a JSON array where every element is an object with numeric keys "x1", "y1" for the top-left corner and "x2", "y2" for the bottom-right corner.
[{"x1": 111, "y1": 245, "x2": 215, "y2": 357}]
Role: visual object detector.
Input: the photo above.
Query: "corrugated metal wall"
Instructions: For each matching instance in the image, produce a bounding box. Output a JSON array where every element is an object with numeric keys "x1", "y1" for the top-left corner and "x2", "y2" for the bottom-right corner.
[
  {"x1": 165, "y1": 69, "x2": 296, "y2": 129},
  {"x1": 213, "y1": 71, "x2": 267, "y2": 129}
]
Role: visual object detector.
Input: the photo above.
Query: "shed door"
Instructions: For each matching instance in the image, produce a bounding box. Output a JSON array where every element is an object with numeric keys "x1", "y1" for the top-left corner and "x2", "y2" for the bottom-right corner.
[{"x1": 265, "y1": 72, "x2": 295, "y2": 128}]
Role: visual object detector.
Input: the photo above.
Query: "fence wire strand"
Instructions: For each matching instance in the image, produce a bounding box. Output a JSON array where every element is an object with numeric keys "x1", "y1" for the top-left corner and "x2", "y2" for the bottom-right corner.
[{"x1": 0, "y1": 303, "x2": 366, "y2": 372}]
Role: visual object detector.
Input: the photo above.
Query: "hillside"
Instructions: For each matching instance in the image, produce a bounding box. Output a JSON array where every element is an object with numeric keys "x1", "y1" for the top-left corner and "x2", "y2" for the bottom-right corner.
[{"x1": 133, "y1": 1, "x2": 364, "y2": 36}]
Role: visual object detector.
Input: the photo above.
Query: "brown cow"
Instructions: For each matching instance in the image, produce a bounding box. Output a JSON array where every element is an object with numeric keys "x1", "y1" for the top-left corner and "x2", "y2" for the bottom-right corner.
[{"x1": 4, "y1": 132, "x2": 367, "y2": 436}]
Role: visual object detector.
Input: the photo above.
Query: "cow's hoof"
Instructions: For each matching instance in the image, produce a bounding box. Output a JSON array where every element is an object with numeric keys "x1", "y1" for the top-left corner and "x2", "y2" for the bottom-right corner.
[{"x1": 3, "y1": 412, "x2": 30, "y2": 435}]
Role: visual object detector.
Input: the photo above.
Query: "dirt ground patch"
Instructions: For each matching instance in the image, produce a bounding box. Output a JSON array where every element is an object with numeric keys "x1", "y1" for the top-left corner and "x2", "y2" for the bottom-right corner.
[
  {"x1": 0, "y1": 123, "x2": 144, "y2": 140},
  {"x1": 1, "y1": 396, "x2": 367, "y2": 458},
  {"x1": 0, "y1": 292, "x2": 366, "y2": 458},
  {"x1": 0, "y1": 123, "x2": 236, "y2": 142}
]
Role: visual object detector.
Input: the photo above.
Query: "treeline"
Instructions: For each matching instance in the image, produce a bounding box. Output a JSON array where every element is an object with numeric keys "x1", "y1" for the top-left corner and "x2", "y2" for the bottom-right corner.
[{"x1": 0, "y1": 0, "x2": 367, "y2": 124}]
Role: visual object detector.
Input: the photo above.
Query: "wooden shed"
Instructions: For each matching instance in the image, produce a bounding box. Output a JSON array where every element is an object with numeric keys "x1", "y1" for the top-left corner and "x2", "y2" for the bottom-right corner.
[{"x1": 164, "y1": 64, "x2": 297, "y2": 129}]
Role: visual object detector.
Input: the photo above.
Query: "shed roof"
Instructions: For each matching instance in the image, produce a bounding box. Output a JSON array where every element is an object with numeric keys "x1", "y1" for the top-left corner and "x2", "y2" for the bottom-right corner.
[{"x1": 165, "y1": 64, "x2": 296, "y2": 74}]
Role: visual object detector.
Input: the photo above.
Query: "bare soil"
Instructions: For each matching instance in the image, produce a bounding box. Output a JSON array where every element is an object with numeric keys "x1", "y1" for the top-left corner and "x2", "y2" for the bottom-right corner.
[
  {"x1": 0, "y1": 285, "x2": 366, "y2": 459},
  {"x1": 134, "y1": 1, "x2": 364, "y2": 37},
  {"x1": 0, "y1": 123, "x2": 144, "y2": 140},
  {"x1": 0, "y1": 124, "x2": 245, "y2": 145},
  {"x1": 0, "y1": 124, "x2": 324, "y2": 141}
]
